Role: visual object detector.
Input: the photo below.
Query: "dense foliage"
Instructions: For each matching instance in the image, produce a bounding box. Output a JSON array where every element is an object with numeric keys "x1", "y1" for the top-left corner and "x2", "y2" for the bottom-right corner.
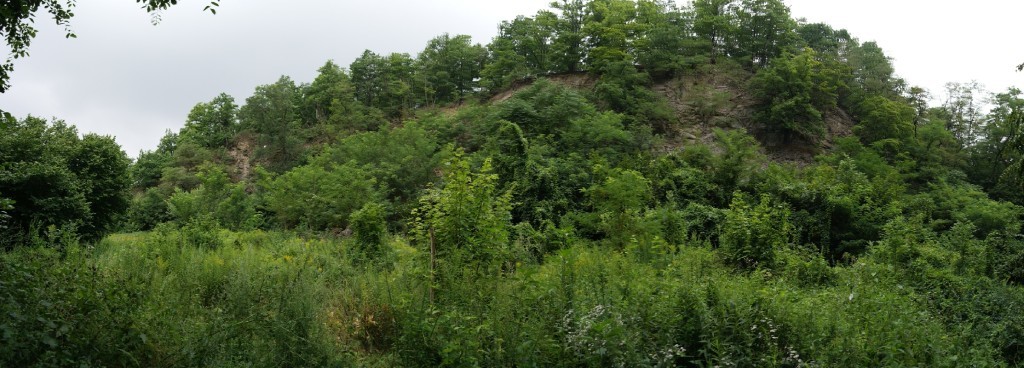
[
  {"x1": 3, "y1": 0, "x2": 1024, "y2": 366},
  {"x1": 0, "y1": 117, "x2": 130, "y2": 247}
]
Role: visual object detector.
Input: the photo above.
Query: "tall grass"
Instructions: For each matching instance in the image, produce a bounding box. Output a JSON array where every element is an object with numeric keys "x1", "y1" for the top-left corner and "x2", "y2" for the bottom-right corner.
[{"x1": 1, "y1": 226, "x2": 1013, "y2": 366}]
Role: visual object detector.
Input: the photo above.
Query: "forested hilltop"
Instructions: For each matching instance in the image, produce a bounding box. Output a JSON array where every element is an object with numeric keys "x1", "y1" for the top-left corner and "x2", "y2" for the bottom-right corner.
[{"x1": 3, "y1": 0, "x2": 1024, "y2": 366}]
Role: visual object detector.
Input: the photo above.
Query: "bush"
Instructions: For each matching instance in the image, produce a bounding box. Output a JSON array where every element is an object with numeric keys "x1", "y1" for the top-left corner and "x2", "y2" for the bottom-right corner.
[
  {"x1": 587, "y1": 167, "x2": 653, "y2": 248},
  {"x1": 561, "y1": 112, "x2": 636, "y2": 160},
  {"x1": 411, "y1": 152, "x2": 513, "y2": 274},
  {"x1": 350, "y1": 202, "x2": 389, "y2": 262},
  {"x1": 749, "y1": 48, "x2": 845, "y2": 143},
  {"x1": 647, "y1": 206, "x2": 686, "y2": 247},
  {"x1": 710, "y1": 129, "x2": 766, "y2": 205},
  {"x1": 265, "y1": 161, "x2": 379, "y2": 230},
  {"x1": 182, "y1": 214, "x2": 222, "y2": 249},
  {"x1": 128, "y1": 187, "x2": 172, "y2": 231},
  {"x1": 0, "y1": 245, "x2": 147, "y2": 367},
  {"x1": 719, "y1": 193, "x2": 792, "y2": 270},
  {"x1": 0, "y1": 195, "x2": 14, "y2": 232},
  {"x1": 778, "y1": 247, "x2": 834, "y2": 287},
  {"x1": 321, "y1": 123, "x2": 441, "y2": 214},
  {"x1": 680, "y1": 202, "x2": 725, "y2": 244},
  {"x1": 94, "y1": 229, "x2": 352, "y2": 366}
]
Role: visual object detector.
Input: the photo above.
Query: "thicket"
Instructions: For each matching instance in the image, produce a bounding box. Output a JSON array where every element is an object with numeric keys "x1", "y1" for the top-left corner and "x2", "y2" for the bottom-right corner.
[{"x1": 3, "y1": 0, "x2": 1024, "y2": 366}]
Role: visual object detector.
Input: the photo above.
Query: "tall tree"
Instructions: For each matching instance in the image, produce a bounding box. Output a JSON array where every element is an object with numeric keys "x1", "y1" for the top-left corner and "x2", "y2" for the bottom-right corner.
[
  {"x1": 692, "y1": 0, "x2": 737, "y2": 64},
  {"x1": 481, "y1": 14, "x2": 555, "y2": 91},
  {"x1": 350, "y1": 51, "x2": 417, "y2": 117},
  {"x1": 905, "y1": 86, "x2": 931, "y2": 136},
  {"x1": 968, "y1": 88, "x2": 1024, "y2": 203},
  {"x1": 303, "y1": 60, "x2": 352, "y2": 125},
  {"x1": 582, "y1": 0, "x2": 637, "y2": 70},
  {"x1": 67, "y1": 133, "x2": 132, "y2": 239},
  {"x1": 0, "y1": 117, "x2": 85, "y2": 247},
  {"x1": 179, "y1": 93, "x2": 238, "y2": 149},
  {"x1": 847, "y1": 41, "x2": 902, "y2": 100},
  {"x1": 938, "y1": 81, "x2": 987, "y2": 149},
  {"x1": 238, "y1": 76, "x2": 303, "y2": 172},
  {"x1": 734, "y1": 0, "x2": 798, "y2": 68},
  {"x1": 632, "y1": 0, "x2": 702, "y2": 78},
  {"x1": 549, "y1": 0, "x2": 589, "y2": 73},
  {"x1": 0, "y1": 117, "x2": 130, "y2": 245},
  {"x1": 304, "y1": 60, "x2": 384, "y2": 132},
  {"x1": 796, "y1": 22, "x2": 853, "y2": 60},
  {"x1": 350, "y1": 50, "x2": 386, "y2": 109},
  {"x1": 416, "y1": 34, "x2": 487, "y2": 104}
]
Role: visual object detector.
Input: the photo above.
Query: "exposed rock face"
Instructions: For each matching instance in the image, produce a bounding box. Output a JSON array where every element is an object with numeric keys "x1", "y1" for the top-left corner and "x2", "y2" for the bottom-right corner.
[{"x1": 481, "y1": 65, "x2": 857, "y2": 165}]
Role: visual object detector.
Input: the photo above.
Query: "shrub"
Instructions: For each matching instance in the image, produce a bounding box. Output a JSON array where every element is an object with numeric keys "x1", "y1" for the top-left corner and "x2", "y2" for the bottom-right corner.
[
  {"x1": 350, "y1": 202, "x2": 389, "y2": 261},
  {"x1": 587, "y1": 167, "x2": 653, "y2": 248},
  {"x1": 561, "y1": 112, "x2": 636, "y2": 160},
  {"x1": 719, "y1": 193, "x2": 792, "y2": 270},
  {"x1": 680, "y1": 202, "x2": 725, "y2": 244},
  {"x1": 0, "y1": 195, "x2": 14, "y2": 232},
  {"x1": 182, "y1": 214, "x2": 222, "y2": 249},
  {"x1": 0, "y1": 245, "x2": 147, "y2": 367},
  {"x1": 128, "y1": 187, "x2": 172, "y2": 231},
  {"x1": 411, "y1": 151, "x2": 513, "y2": 275},
  {"x1": 778, "y1": 247, "x2": 834, "y2": 287},
  {"x1": 265, "y1": 161, "x2": 379, "y2": 230},
  {"x1": 749, "y1": 48, "x2": 845, "y2": 143},
  {"x1": 710, "y1": 129, "x2": 765, "y2": 205}
]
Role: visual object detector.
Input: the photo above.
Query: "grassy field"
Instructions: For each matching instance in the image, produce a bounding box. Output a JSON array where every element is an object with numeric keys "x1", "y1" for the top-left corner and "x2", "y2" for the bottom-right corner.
[{"x1": 5, "y1": 224, "x2": 1020, "y2": 367}]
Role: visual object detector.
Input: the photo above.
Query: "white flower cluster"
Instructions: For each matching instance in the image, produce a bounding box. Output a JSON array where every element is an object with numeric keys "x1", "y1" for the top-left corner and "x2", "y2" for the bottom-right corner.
[
  {"x1": 559, "y1": 304, "x2": 636, "y2": 368},
  {"x1": 648, "y1": 343, "x2": 688, "y2": 367}
]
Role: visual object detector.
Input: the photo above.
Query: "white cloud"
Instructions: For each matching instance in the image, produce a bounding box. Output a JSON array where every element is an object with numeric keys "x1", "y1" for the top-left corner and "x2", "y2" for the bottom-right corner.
[{"x1": 787, "y1": 0, "x2": 1024, "y2": 101}]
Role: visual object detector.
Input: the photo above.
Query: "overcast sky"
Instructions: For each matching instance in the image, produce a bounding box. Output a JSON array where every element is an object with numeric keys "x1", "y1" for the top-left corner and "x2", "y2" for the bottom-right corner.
[{"x1": 0, "y1": 0, "x2": 1021, "y2": 157}]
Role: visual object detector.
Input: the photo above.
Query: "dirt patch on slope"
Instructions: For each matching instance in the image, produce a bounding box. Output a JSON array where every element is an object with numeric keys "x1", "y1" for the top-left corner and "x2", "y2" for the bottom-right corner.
[
  {"x1": 652, "y1": 64, "x2": 856, "y2": 165},
  {"x1": 476, "y1": 64, "x2": 857, "y2": 165},
  {"x1": 487, "y1": 73, "x2": 597, "y2": 104},
  {"x1": 228, "y1": 134, "x2": 255, "y2": 182}
]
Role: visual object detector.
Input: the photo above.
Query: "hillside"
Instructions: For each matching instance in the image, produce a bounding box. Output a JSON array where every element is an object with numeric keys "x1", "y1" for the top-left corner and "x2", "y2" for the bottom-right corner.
[
  {"x1": 3, "y1": 0, "x2": 1024, "y2": 366},
  {"x1": 486, "y1": 64, "x2": 858, "y2": 163}
]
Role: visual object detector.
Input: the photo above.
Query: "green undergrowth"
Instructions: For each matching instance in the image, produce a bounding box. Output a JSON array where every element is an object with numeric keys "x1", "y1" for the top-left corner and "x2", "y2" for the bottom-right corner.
[{"x1": 4, "y1": 224, "x2": 1020, "y2": 367}]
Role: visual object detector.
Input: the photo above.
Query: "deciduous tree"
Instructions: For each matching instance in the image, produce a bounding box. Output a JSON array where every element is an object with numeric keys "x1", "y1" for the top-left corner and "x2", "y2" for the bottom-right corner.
[
  {"x1": 750, "y1": 48, "x2": 844, "y2": 142},
  {"x1": 350, "y1": 51, "x2": 417, "y2": 118},
  {"x1": 734, "y1": 0, "x2": 798, "y2": 68},
  {"x1": 481, "y1": 15, "x2": 555, "y2": 91},
  {"x1": 0, "y1": 117, "x2": 130, "y2": 245},
  {"x1": 692, "y1": 0, "x2": 737, "y2": 64},
  {"x1": 180, "y1": 93, "x2": 238, "y2": 149},
  {"x1": 238, "y1": 76, "x2": 303, "y2": 172},
  {"x1": 549, "y1": 0, "x2": 589, "y2": 73},
  {"x1": 416, "y1": 34, "x2": 487, "y2": 104}
]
